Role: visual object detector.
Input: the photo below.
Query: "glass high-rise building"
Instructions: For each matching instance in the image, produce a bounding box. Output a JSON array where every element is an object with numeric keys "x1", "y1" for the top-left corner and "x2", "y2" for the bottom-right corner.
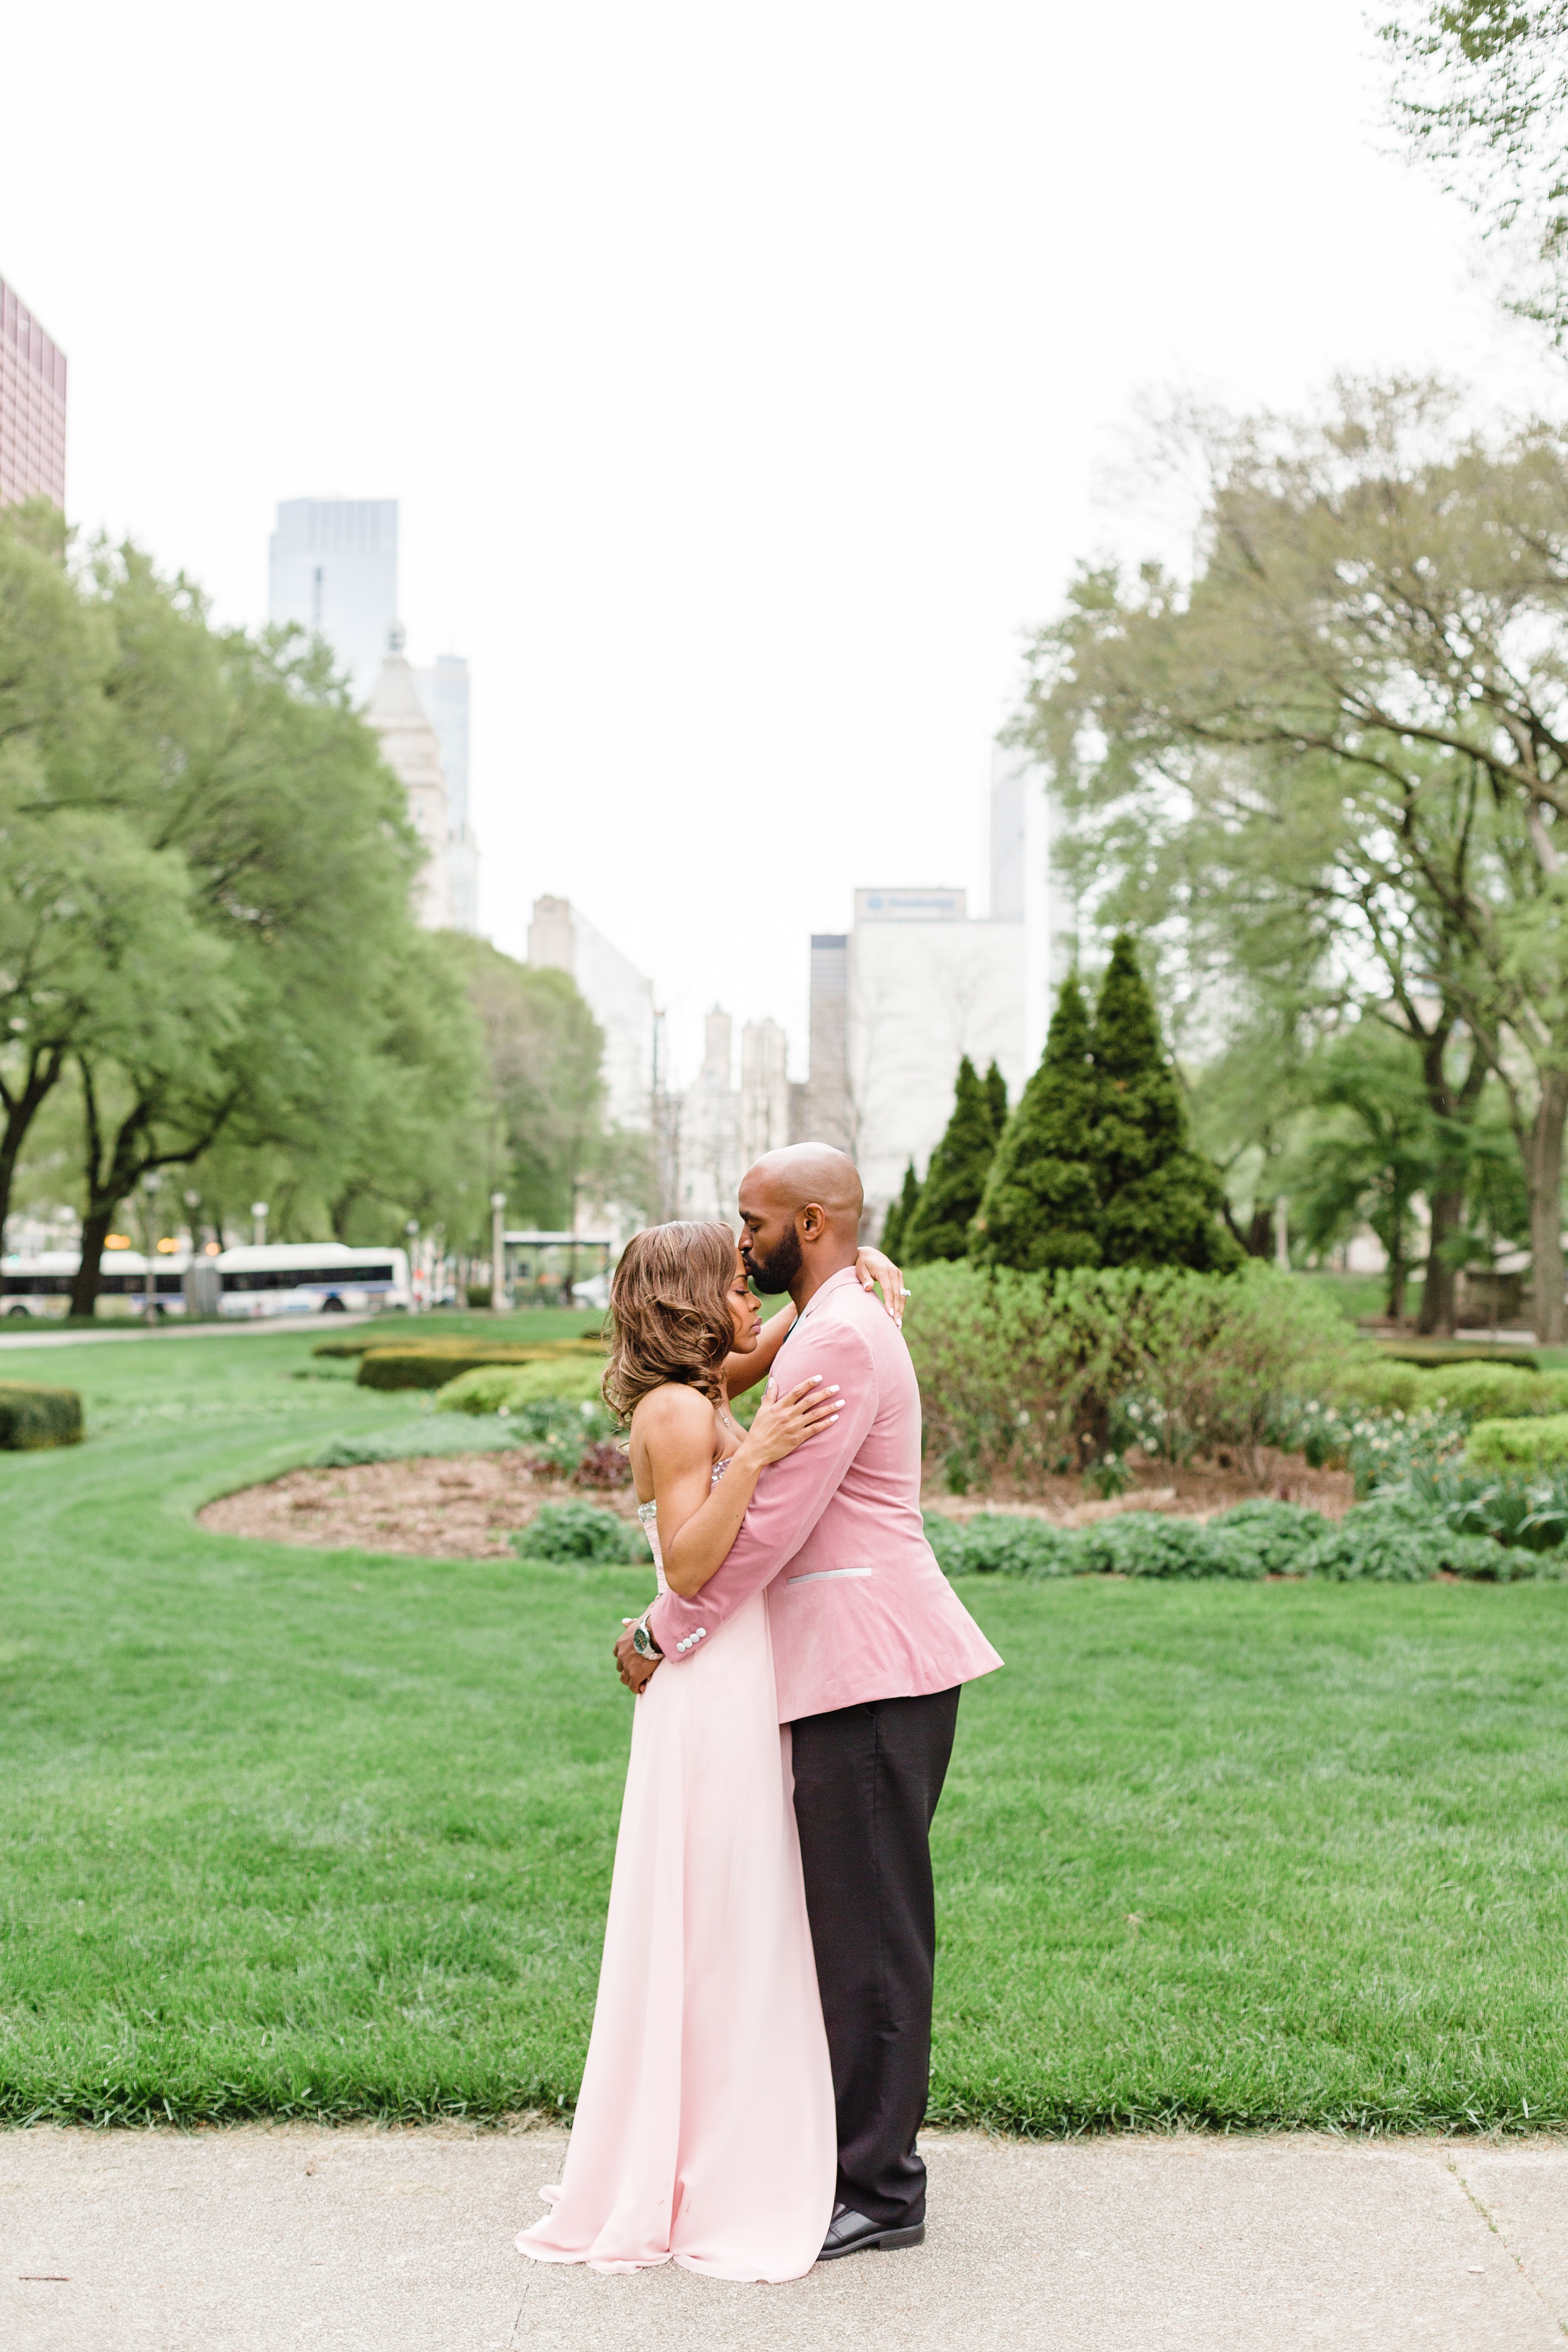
[
  {"x1": 269, "y1": 497, "x2": 481, "y2": 931},
  {"x1": 1, "y1": 274, "x2": 66, "y2": 511},
  {"x1": 268, "y1": 498, "x2": 398, "y2": 696}
]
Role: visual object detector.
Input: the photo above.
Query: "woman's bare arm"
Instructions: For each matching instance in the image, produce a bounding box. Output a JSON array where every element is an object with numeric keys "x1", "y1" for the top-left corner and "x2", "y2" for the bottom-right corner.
[{"x1": 635, "y1": 1377, "x2": 843, "y2": 1600}]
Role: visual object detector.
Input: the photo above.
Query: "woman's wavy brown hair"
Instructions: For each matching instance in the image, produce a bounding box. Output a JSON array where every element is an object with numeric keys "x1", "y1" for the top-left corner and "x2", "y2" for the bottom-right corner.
[{"x1": 603, "y1": 1221, "x2": 740, "y2": 1422}]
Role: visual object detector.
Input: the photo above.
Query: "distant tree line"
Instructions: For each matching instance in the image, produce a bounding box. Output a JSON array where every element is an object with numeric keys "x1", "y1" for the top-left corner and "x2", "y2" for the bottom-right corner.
[{"x1": 0, "y1": 504, "x2": 644, "y2": 1312}]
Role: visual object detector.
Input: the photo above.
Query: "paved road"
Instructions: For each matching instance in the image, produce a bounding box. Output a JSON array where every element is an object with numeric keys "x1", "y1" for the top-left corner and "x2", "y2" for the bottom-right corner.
[{"x1": 4, "y1": 2123, "x2": 1566, "y2": 2350}]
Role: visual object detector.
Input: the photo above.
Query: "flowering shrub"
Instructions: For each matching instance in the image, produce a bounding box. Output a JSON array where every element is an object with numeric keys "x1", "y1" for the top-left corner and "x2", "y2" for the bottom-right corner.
[
  {"x1": 903, "y1": 1262, "x2": 1351, "y2": 1488},
  {"x1": 573, "y1": 1439, "x2": 634, "y2": 1490},
  {"x1": 1278, "y1": 1396, "x2": 1469, "y2": 1495}
]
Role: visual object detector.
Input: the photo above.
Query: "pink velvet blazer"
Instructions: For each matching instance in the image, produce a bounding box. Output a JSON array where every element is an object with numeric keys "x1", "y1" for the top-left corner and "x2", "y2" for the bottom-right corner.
[{"x1": 646, "y1": 1266, "x2": 1003, "y2": 1724}]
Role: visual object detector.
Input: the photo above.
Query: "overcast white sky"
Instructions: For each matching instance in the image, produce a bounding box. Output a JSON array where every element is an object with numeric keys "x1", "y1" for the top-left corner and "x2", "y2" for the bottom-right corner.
[{"x1": 2, "y1": 2, "x2": 1557, "y2": 1083}]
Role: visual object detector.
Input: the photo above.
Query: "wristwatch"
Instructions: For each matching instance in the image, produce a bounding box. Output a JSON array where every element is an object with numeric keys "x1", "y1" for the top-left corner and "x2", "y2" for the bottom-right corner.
[{"x1": 631, "y1": 1614, "x2": 662, "y2": 1662}]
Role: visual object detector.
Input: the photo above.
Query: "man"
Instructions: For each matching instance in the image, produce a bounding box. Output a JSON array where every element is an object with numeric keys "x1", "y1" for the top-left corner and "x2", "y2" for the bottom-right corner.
[{"x1": 615, "y1": 1145, "x2": 1002, "y2": 2262}]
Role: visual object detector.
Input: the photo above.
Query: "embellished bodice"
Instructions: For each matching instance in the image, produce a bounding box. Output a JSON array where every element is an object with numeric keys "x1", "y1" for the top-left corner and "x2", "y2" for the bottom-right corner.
[{"x1": 637, "y1": 1456, "x2": 731, "y2": 1590}]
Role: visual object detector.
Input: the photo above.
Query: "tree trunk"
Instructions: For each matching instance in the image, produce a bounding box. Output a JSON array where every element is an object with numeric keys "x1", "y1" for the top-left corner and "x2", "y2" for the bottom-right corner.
[
  {"x1": 1386, "y1": 1252, "x2": 1407, "y2": 1324},
  {"x1": 1525, "y1": 1070, "x2": 1568, "y2": 1344},
  {"x1": 0, "y1": 1046, "x2": 67, "y2": 1256},
  {"x1": 1414, "y1": 1025, "x2": 1488, "y2": 1337},
  {"x1": 1417, "y1": 1184, "x2": 1465, "y2": 1335},
  {"x1": 68, "y1": 1202, "x2": 117, "y2": 1319}
]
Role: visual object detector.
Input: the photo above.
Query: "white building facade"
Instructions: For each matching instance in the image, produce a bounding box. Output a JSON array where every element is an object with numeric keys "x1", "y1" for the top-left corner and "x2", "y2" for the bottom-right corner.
[
  {"x1": 366, "y1": 636, "x2": 453, "y2": 930},
  {"x1": 413, "y1": 653, "x2": 480, "y2": 933},
  {"x1": 804, "y1": 745, "x2": 1071, "y2": 1226},
  {"x1": 528, "y1": 895, "x2": 655, "y2": 1133},
  {"x1": 674, "y1": 1010, "x2": 794, "y2": 1224}
]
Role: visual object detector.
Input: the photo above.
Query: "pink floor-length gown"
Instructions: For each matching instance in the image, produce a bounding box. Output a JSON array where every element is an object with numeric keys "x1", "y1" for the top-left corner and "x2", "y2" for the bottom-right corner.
[{"x1": 516, "y1": 1469, "x2": 837, "y2": 2281}]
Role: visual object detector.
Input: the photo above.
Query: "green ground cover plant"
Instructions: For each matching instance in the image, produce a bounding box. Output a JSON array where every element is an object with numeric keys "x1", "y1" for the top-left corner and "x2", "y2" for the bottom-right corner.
[
  {"x1": 927, "y1": 1496, "x2": 1521, "y2": 1583},
  {"x1": 3, "y1": 1322, "x2": 1568, "y2": 2135}
]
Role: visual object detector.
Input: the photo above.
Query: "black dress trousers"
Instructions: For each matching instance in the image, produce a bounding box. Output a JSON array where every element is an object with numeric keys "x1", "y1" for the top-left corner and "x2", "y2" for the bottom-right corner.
[{"x1": 789, "y1": 1685, "x2": 962, "y2": 2228}]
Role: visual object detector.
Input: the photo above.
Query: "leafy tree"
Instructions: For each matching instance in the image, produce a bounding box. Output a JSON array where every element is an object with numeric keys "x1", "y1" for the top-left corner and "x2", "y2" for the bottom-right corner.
[
  {"x1": 58, "y1": 567, "x2": 433, "y2": 1313},
  {"x1": 902, "y1": 1056, "x2": 998, "y2": 1264},
  {"x1": 1381, "y1": 2, "x2": 1568, "y2": 340},
  {"x1": 444, "y1": 936, "x2": 609, "y2": 1232},
  {"x1": 971, "y1": 973, "x2": 1101, "y2": 1272},
  {"x1": 880, "y1": 1160, "x2": 921, "y2": 1260},
  {"x1": 1283, "y1": 1025, "x2": 1438, "y2": 1322},
  {"x1": 0, "y1": 511, "x2": 481, "y2": 1308},
  {"x1": 1088, "y1": 936, "x2": 1241, "y2": 1272},
  {"x1": 1020, "y1": 380, "x2": 1568, "y2": 1337},
  {"x1": 193, "y1": 928, "x2": 492, "y2": 1252},
  {"x1": 983, "y1": 1060, "x2": 1008, "y2": 1137}
]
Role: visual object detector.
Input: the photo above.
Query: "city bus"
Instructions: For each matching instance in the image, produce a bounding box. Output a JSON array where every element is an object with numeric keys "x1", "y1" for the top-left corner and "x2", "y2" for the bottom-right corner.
[{"x1": 0, "y1": 1243, "x2": 412, "y2": 1320}]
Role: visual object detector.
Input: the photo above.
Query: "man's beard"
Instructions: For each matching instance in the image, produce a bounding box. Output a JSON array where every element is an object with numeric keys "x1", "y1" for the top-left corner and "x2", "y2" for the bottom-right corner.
[{"x1": 744, "y1": 1226, "x2": 802, "y2": 1296}]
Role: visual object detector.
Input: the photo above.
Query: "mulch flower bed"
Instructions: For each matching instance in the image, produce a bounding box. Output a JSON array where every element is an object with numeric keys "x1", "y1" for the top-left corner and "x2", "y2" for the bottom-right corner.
[{"x1": 198, "y1": 1454, "x2": 644, "y2": 1560}]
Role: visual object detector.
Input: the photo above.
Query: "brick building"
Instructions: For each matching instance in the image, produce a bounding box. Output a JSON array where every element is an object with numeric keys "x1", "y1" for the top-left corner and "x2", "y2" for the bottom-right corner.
[{"x1": 0, "y1": 274, "x2": 66, "y2": 510}]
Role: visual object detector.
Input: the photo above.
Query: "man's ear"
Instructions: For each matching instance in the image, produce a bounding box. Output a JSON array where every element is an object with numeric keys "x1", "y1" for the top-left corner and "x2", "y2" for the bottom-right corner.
[{"x1": 800, "y1": 1203, "x2": 825, "y2": 1241}]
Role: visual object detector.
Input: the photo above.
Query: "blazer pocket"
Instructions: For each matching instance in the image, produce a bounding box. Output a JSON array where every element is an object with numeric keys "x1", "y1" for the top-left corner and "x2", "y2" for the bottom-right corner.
[{"x1": 784, "y1": 1566, "x2": 874, "y2": 1586}]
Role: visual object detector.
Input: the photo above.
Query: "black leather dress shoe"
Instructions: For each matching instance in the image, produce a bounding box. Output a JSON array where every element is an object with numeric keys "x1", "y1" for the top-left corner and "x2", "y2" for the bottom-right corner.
[{"x1": 817, "y1": 2203, "x2": 926, "y2": 2261}]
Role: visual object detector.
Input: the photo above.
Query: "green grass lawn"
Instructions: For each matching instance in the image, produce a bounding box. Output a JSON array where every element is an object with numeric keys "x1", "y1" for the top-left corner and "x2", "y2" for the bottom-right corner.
[{"x1": 3, "y1": 1324, "x2": 1567, "y2": 2134}]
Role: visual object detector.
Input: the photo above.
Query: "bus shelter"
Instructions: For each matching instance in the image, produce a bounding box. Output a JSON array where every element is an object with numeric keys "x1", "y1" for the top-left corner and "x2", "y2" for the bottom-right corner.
[{"x1": 502, "y1": 1230, "x2": 613, "y2": 1309}]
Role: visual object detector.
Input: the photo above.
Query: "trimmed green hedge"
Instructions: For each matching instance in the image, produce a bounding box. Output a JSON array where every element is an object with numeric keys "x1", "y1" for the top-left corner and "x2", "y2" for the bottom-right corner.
[
  {"x1": 1326, "y1": 1358, "x2": 1568, "y2": 1421},
  {"x1": 0, "y1": 1382, "x2": 83, "y2": 1450},
  {"x1": 1466, "y1": 1413, "x2": 1568, "y2": 1472},
  {"x1": 356, "y1": 1342, "x2": 603, "y2": 1391},
  {"x1": 436, "y1": 1359, "x2": 608, "y2": 1412}
]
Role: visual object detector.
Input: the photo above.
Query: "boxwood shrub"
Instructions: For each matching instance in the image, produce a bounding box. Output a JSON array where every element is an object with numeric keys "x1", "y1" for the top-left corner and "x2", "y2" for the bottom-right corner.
[
  {"x1": 1466, "y1": 1413, "x2": 1568, "y2": 1472},
  {"x1": 436, "y1": 1359, "x2": 608, "y2": 1412},
  {"x1": 0, "y1": 1382, "x2": 83, "y2": 1450},
  {"x1": 357, "y1": 1341, "x2": 603, "y2": 1391},
  {"x1": 1323, "y1": 1358, "x2": 1568, "y2": 1421}
]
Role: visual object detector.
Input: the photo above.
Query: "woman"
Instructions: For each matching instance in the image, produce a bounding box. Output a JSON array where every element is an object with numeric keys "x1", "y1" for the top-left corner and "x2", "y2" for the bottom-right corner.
[{"x1": 516, "y1": 1219, "x2": 906, "y2": 2283}]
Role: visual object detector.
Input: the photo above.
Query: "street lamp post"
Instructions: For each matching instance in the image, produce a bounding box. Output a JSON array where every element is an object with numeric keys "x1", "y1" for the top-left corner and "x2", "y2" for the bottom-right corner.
[
  {"x1": 251, "y1": 1200, "x2": 269, "y2": 1249},
  {"x1": 406, "y1": 1219, "x2": 420, "y2": 1315},
  {"x1": 490, "y1": 1192, "x2": 507, "y2": 1314},
  {"x1": 140, "y1": 1171, "x2": 162, "y2": 1325}
]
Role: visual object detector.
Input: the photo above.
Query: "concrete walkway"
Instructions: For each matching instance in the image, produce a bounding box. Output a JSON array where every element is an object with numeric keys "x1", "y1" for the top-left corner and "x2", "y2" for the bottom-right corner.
[
  {"x1": 0, "y1": 1314, "x2": 372, "y2": 1351},
  {"x1": 4, "y1": 2125, "x2": 1567, "y2": 2350}
]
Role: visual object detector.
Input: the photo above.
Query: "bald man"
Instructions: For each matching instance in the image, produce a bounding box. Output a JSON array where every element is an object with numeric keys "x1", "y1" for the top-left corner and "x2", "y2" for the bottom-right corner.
[{"x1": 617, "y1": 1146, "x2": 1002, "y2": 2262}]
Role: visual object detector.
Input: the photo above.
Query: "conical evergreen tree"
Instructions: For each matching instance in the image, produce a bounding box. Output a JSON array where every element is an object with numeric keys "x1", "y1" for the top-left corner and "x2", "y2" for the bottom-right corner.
[
  {"x1": 1088, "y1": 933, "x2": 1241, "y2": 1270},
  {"x1": 983, "y1": 1059, "x2": 1008, "y2": 1138},
  {"x1": 880, "y1": 1159, "x2": 921, "y2": 1260},
  {"x1": 902, "y1": 1055, "x2": 998, "y2": 1263},
  {"x1": 971, "y1": 973, "x2": 1101, "y2": 1271}
]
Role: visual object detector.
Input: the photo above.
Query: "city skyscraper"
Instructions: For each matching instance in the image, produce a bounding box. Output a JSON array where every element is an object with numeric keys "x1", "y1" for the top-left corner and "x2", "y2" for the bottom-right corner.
[
  {"x1": 268, "y1": 498, "x2": 397, "y2": 697},
  {"x1": 1, "y1": 273, "x2": 66, "y2": 510},
  {"x1": 268, "y1": 497, "x2": 481, "y2": 932}
]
